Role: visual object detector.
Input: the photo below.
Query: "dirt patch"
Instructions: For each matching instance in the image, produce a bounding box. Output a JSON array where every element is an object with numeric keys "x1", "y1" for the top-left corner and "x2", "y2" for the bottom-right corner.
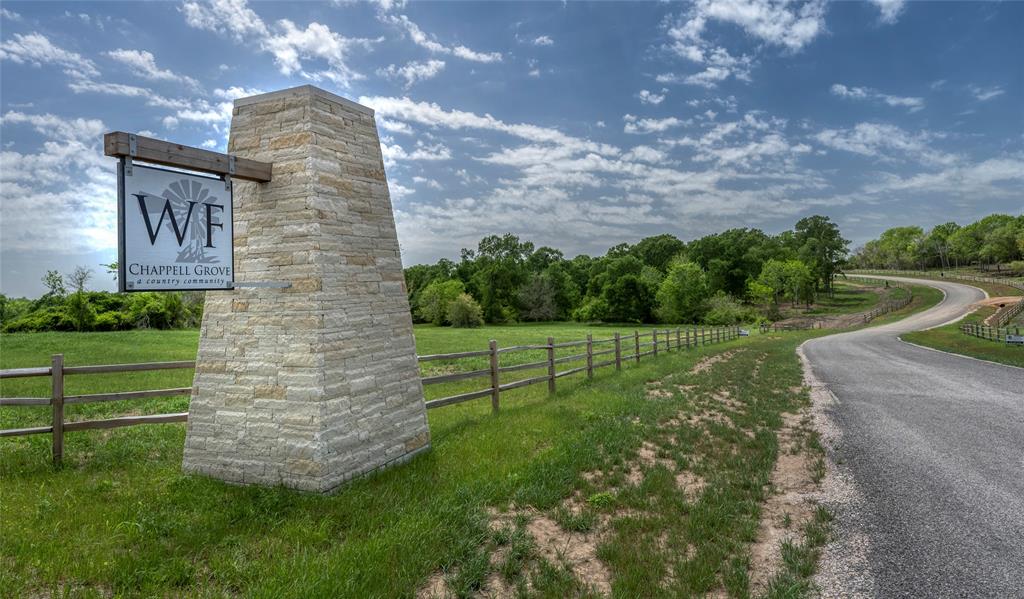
[
  {"x1": 525, "y1": 513, "x2": 611, "y2": 595},
  {"x1": 747, "y1": 406, "x2": 818, "y2": 594},
  {"x1": 674, "y1": 470, "x2": 706, "y2": 500},
  {"x1": 689, "y1": 349, "x2": 745, "y2": 374},
  {"x1": 975, "y1": 296, "x2": 1021, "y2": 307}
]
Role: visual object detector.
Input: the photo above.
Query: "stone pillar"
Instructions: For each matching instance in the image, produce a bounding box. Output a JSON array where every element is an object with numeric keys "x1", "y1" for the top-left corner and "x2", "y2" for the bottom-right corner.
[{"x1": 182, "y1": 85, "x2": 430, "y2": 493}]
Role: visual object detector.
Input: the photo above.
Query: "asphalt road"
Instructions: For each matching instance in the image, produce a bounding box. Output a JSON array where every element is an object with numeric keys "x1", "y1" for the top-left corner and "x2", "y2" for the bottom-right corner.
[{"x1": 802, "y1": 276, "x2": 1024, "y2": 598}]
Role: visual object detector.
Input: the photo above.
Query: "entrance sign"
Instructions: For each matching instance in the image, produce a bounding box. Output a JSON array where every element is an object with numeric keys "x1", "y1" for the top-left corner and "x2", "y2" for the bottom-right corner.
[
  {"x1": 1007, "y1": 334, "x2": 1024, "y2": 346},
  {"x1": 118, "y1": 163, "x2": 234, "y2": 291}
]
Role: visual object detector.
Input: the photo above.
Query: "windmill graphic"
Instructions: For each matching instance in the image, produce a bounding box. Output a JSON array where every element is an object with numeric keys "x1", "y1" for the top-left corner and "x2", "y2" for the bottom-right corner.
[{"x1": 154, "y1": 178, "x2": 223, "y2": 264}]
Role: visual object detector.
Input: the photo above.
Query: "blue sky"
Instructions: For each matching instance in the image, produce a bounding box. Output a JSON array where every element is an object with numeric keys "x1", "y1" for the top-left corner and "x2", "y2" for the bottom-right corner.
[{"x1": 1, "y1": 0, "x2": 1022, "y2": 297}]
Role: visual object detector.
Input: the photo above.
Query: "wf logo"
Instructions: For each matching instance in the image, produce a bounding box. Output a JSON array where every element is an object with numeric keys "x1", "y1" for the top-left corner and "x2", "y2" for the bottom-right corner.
[{"x1": 134, "y1": 178, "x2": 226, "y2": 264}]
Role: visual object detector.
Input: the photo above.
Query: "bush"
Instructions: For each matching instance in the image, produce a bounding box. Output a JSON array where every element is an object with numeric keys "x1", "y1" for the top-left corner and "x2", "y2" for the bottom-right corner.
[
  {"x1": 572, "y1": 296, "x2": 609, "y2": 322},
  {"x1": 2, "y1": 306, "x2": 76, "y2": 333},
  {"x1": 416, "y1": 279, "x2": 466, "y2": 325},
  {"x1": 703, "y1": 292, "x2": 759, "y2": 325},
  {"x1": 93, "y1": 311, "x2": 131, "y2": 331},
  {"x1": 447, "y1": 293, "x2": 484, "y2": 328}
]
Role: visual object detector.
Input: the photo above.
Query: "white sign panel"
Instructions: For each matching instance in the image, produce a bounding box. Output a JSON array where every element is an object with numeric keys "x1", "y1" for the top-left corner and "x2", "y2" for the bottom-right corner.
[{"x1": 119, "y1": 163, "x2": 233, "y2": 291}]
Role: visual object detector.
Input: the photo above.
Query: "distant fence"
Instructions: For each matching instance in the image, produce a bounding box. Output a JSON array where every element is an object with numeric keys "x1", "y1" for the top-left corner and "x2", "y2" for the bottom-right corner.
[
  {"x1": 419, "y1": 326, "x2": 740, "y2": 411},
  {"x1": 1, "y1": 325, "x2": 742, "y2": 465},
  {"x1": 844, "y1": 276, "x2": 914, "y2": 323},
  {"x1": 960, "y1": 323, "x2": 1023, "y2": 346}
]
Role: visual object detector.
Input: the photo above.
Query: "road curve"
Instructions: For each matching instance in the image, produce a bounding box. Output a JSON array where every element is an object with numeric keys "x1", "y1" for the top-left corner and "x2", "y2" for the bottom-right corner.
[{"x1": 802, "y1": 276, "x2": 1024, "y2": 598}]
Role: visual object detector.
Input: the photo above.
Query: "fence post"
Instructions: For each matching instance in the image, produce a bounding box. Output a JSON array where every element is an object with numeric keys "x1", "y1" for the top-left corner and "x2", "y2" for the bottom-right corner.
[
  {"x1": 614, "y1": 333, "x2": 622, "y2": 371},
  {"x1": 489, "y1": 340, "x2": 499, "y2": 413},
  {"x1": 652, "y1": 330, "x2": 658, "y2": 357},
  {"x1": 586, "y1": 333, "x2": 594, "y2": 378},
  {"x1": 635, "y1": 330, "x2": 640, "y2": 363},
  {"x1": 700, "y1": 326, "x2": 705, "y2": 345},
  {"x1": 51, "y1": 354, "x2": 64, "y2": 467},
  {"x1": 665, "y1": 329, "x2": 672, "y2": 351},
  {"x1": 676, "y1": 328, "x2": 681, "y2": 350},
  {"x1": 685, "y1": 328, "x2": 691, "y2": 349},
  {"x1": 547, "y1": 336, "x2": 556, "y2": 394}
]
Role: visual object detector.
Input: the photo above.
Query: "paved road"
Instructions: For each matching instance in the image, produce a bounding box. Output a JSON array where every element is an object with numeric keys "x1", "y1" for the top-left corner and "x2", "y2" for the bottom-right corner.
[{"x1": 802, "y1": 276, "x2": 1024, "y2": 598}]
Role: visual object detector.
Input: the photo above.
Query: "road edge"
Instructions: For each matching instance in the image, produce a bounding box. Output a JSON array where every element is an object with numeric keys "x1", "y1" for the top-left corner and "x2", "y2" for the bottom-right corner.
[
  {"x1": 896, "y1": 337, "x2": 1024, "y2": 371},
  {"x1": 797, "y1": 342, "x2": 875, "y2": 598}
]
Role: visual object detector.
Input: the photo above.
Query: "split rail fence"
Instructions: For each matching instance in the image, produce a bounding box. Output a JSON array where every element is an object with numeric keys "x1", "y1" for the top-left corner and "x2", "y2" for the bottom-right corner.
[
  {"x1": 1, "y1": 325, "x2": 741, "y2": 465},
  {"x1": 959, "y1": 323, "x2": 1023, "y2": 345}
]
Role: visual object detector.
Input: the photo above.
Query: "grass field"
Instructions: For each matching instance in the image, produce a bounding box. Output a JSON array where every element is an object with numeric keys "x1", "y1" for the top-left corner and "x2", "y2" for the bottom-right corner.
[
  {"x1": 779, "y1": 281, "x2": 883, "y2": 318},
  {"x1": 903, "y1": 306, "x2": 1024, "y2": 369},
  {"x1": 1, "y1": 322, "x2": 837, "y2": 598}
]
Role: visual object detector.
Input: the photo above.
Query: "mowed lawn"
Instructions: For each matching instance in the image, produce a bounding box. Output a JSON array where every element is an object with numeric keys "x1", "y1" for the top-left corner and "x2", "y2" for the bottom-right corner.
[{"x1": 0, "y1": 324, "x2": 830, "y2": 598}]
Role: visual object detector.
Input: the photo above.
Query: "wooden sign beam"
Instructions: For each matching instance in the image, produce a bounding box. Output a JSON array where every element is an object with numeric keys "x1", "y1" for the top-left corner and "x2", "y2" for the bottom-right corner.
[{"x1": 104, "y1": 131, "x2": 272, "y2": 182}]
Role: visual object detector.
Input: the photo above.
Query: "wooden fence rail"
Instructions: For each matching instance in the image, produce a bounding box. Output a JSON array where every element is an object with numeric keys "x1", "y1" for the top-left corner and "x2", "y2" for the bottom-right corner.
[
  {"x1": 1, "y1": 326, "x2": 743, "y2": 465},
  {"x1": 960, "y1": 323, "x2": 1023, "y2": 345}
]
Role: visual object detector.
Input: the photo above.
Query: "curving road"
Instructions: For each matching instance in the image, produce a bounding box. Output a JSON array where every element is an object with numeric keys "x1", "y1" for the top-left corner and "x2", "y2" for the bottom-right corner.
[{"x1": 802, "y1": 276, "x2": 1024, "y2": 598}]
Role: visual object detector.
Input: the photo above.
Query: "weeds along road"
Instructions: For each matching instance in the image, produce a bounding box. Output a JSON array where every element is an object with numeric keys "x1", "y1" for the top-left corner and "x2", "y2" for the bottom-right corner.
[{"x1": 801, "y1": 275, "x2": 1024, "y2": 598}]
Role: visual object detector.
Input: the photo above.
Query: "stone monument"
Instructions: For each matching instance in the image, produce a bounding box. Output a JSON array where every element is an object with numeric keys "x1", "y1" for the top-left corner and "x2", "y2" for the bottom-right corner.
[{"x1": 182, "y1": 85, "x2": 430, "y2": 492}]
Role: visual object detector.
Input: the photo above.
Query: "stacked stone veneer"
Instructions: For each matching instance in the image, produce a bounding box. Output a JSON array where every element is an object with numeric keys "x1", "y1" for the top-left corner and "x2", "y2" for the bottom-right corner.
[{"x1": 182, "y1": 85, "x2": 430, "y2": 492}]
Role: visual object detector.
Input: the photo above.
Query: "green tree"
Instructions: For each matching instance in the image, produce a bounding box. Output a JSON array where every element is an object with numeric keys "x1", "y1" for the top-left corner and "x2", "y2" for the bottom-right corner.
[
  {"x1": 794, "y1": 215, "x2": 849, "y2": 294},
  {"x1": 41, "y1": 270, "x2": 66, "y2": 298},
  {"x1": 447, "y1": 293, "x2": 484, "y2": 328},
  {"x1": 655, "y1": 260, "x2": 709, "y2": 323},
  {"x1": 416, "y1": 279, "x2": 466, "y2": 325},
  {"x1": 632, "y1": 234, "x2": 685, "y2": 272},
  {"x1": 517, "y1": 274, "x2": 558, "y2": 321}
]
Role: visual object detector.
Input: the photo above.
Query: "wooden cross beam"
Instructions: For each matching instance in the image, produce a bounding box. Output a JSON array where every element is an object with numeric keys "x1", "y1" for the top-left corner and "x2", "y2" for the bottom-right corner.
[{"x1": 104, "y1": 131, "x2": 272, "y2": 182}]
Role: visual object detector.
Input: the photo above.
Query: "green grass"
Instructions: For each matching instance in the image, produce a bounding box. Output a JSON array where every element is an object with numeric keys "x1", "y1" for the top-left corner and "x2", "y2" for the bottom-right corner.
[
  {"x1": 1, "y1": 324, "x2": 831, "y2": 598},
  {"x1": 797, "y1": 281, "x2": 883, "y2": 317},
  {"x1": 903, "y1": 306, "x2": 1024, "y2": 369}
]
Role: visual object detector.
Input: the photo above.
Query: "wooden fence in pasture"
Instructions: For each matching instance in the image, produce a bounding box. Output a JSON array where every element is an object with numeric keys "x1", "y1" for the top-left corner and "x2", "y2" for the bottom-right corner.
[
  {"x1": 0, "y1": 325, "x2": 741, "y2": 465},
  {"x1": 959, "y1": 323, "x2": 1023, "y2": 345}
]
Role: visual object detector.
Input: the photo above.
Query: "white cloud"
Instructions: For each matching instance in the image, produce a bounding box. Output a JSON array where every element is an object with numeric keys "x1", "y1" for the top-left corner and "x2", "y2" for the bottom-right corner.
[
  {"x1": 182, "y1": 0, "x2": 378, "y2": 87},
  {"x1": 181, "y1": 0, "x2": 268, "y2": 41},
  {"x1": 531, "y1": 35, "x2": 554, "y2": 46},
  {"x1": 830, "y1": 83, "x2": 924, "y2": 112},
  {"x1": 623, "y1": 145, "x2": 668, "y2": 163},
  {"x1": 383, "y1": 14, "x2": 502, "y2": 63},
  {"x1": 412, "y1": 176, "x2": 442, "y2": 189},
  {"x1": 662, "y1": 0, "x2": 826, "y2": 87},
  {"x1": 1, "y1": 8, "x2": 22, "y2": 21},
  {"x1": 868, "y1": 0, "x2": 905, "y2": 24},
  {"x1": 380, "y1": 141, "x2": 452, "y2": 168},
  {"x1": 377, "y1": 59, "x2": 446, "y2": 88},
  {"x1": 623, "y1": 114, "x2": 686, "y2": 134},
  {"x1": 968, "y1": 84, "x2": 1005, "y2": 102},
  {"x1": 378, "y1": 117, "x2": 414, "y2": 135},
  {"x1": 637, "y1": 89, "x2": 666, "y2": 105},
  {"x1": 1, "y1": 111, "x2": 105, "y2": 143},
  {"x1": 105, "y1": 49, "x2": 200, "y2": 88},
  {"x1": 0, "y1": 32, "x2": 99, "y2": 78},
  {"x1": 162, "y1": 116, "x2": 179, "y2": 129},
  {"x1": 697, "y1": 0, "x2": 827, "y2": 51},
  {"x1": 388, "y1": 180, "x2": 414, "y2": 200},
  {"x1": 0, "y1": 114, "x2": 116, "y2": 253},
  {"x1": 201, "y1": 139, "x2": 218, "y2": 149},
  {"x1": 814, "y1": 123, "x2": 956, "y2": 166},
  {"x1": 360, "y1": 96, "x2": 619, "y2": 156}
]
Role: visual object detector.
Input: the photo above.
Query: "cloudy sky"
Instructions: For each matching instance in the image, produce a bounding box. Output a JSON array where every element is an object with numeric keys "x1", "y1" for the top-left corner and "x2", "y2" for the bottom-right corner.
[{"x1": 1, "y1": 0, "x2": 1022, "y2": 297}]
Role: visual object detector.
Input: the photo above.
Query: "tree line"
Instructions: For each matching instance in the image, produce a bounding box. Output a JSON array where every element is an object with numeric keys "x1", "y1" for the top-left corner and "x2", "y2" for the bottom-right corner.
[
  {"x1": 849, "y1": 214, "x2": 1024, "y2": 271},
  {"x1": 1, "y1": 266, "x2": 203, "y2": 333},
  {"x1": 404, "y1": 215, "x2": 849, "y2": 327}
]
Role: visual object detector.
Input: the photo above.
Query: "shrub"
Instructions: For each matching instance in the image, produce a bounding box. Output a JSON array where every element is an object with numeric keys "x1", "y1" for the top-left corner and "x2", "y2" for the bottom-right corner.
[
  {"x1": 656, "y1": 260, "x2": 709, "y2": 324},
  {"x1": 703, "y1": 292, "x2": 759, "y2": 325},
  {"x1": 572, "y1": 296, "x2": 609, "y2": 322},
  {"x1": 416, "y1": 279, "x2": 466, "y2": 325},
  {"x1": 447, "y1": 293, "x2": 484, "y2": 328}
]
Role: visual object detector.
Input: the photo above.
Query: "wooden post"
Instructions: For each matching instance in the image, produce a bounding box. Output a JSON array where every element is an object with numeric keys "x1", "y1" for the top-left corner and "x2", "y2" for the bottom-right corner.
[
  {"x1": 676, "y1": 328, "x2": 681, "y2": 350},
  {"x1": 547, "y1": 336, "x2": 556, "y2": 394},
  {"x1": 614, "y1": 333, "x2": 622, "y2": 370},
  {"x1": 685, "y1": 328, "x2": 690, "y2": 349},
  {"x1": 635, "y1": 330, "x2": 641, "y2": 363},
  {"x1": 665, "y1": 329, "x2": 672, "y2": 351},
  {"x1": 652, "y1": 330, "x2": 658, "y2": 357},
  {"x1": 586, "y1": 334, "x2": 594, "y2": 378},
  {"x1": 489, "y1": 340, "x2": 499, "y2": 413},
  {"x1": 51, "y1": 354, "x2": 64, "y2": 467}
]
